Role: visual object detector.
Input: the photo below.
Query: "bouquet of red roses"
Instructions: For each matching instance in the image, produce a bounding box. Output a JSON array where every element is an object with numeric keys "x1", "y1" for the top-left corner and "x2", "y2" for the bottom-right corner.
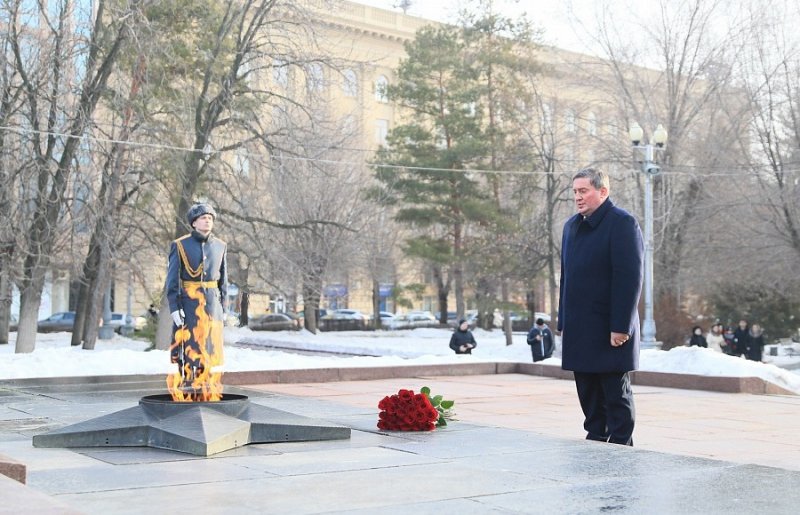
[{"x1": 377, "y1": 386, "x2": 454, "y2": 431}]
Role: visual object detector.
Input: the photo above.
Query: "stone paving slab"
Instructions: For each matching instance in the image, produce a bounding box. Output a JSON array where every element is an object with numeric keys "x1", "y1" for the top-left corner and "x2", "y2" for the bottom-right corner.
[{"x1": 0, "y1": 377, "x2": 798, "y2": 514}]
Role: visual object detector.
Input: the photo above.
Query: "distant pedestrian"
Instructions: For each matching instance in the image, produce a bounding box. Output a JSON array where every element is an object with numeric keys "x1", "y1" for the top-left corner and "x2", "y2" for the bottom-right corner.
[
  {"x1": 722, "y1": 326, "x2": 736, "y2": 355},
  {"x1": 733, "y1": 319, "x2": 750, "y2": 357},
  {"x1": 449, "y1": 319, "x2": 477, "y2": 354},
  {"x1": 688, "y1": 326, "x2": 707, "y2": 348},
  {"x1": 706, "y1": 323, "x2": 724, "y2": 353},
  {"x1": 147, "y1": 303, "x2": 158, "y2": 321},
  {"x1": 747, "y1": 323, "x2": 765, "y2": 362},
  {"x1": 527, "y1": 318, "x2": 554, "y2": 362}
]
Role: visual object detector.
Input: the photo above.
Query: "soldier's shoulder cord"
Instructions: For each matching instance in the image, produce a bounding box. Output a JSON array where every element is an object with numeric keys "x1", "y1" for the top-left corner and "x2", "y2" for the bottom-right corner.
[{"x1": 175, "y1": 237, "x2": 203, "y2": 279}]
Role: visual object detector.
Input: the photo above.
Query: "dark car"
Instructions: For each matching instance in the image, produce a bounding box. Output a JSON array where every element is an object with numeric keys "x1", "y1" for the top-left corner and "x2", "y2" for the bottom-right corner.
[
  {"x1": 249, "y1": 313, "x2": 301, "y2": 331},
  {"x1": 37, "y1": 311, "x2": 76, "y2": 333}
]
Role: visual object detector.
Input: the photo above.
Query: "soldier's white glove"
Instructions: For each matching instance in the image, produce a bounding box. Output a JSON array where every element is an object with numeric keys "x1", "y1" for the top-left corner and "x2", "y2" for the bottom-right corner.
[{"x1": 171, "y1": 309, "x2": 185, "y2": 327}]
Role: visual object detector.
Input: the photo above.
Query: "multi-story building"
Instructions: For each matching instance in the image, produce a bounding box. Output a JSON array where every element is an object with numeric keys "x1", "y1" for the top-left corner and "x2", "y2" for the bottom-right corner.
[{"x1": 30, "y1": 0, "x2": 631, "y2": 323}]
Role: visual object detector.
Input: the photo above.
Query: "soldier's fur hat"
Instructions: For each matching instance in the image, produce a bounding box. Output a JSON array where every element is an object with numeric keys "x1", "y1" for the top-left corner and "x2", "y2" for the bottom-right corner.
[{"x1": 187, "y1": 203, "x2": 217, "y2": 226}]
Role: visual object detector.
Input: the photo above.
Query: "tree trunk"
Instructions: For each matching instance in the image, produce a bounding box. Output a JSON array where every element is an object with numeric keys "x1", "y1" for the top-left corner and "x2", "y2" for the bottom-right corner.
[
  {"x1": 432, "y1": 264, "x2": 450, "y2": 322},
  {"x1": 72, "y1": 238, "x2": 101, "y2": 346},
  {"x1": 501, "y1": 278, "x2": 512, "y2": 345},
  {"x1": 237, "y1": 291, "x2": 248, "y2": 327},
  {"x1": 546, "y1": 168, "x2": 559, "y2": 325},
  {"x1": 15, "y1": 251, "x2": 49, "y2": 353},
  {"x1": 453, "y1": 221, "x2": 465, "y2": 318},
  {"x1": 302, "y1": 278, "x2": 321, "y2": 334},
  {"x1": 0, "y1": 250, "x2": 11, "y2": 345},
  {"x1": 82, "y1": 261, "x2": 112, "y2": 350},
  {"x1": 372, "y1": 279, "x2": 381, "y2": 329}
]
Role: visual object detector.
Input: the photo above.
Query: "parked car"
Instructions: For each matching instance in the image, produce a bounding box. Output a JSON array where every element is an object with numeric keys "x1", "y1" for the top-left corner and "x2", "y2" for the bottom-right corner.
[
  {"x1": 534, "y1": 312, "x2": 552, "y2": 323},
  {"x1": 387, "y1": 312, "x2": 437, "y2": 330},
  {"x1": 104, "y1": 312, "x2": 131, "y2": 333},
  {"x1": 375, "y1": 311, "x2": 395, "y2": 325},
  {"x1": 9, "y1": 314, "x2": 18, "y2": 332},
  {"x1": 324, "y1": 309, "x2": 369, "y2": 320},
  {"x1": 249, "y1": 313, "x2": 301, "y2": 331},
  {"x1": 434, "y1": 311, "x2": 459, "y2": 325},
  {"x1": 37, "y1": 311, "x2": 76, "y2": 333}
]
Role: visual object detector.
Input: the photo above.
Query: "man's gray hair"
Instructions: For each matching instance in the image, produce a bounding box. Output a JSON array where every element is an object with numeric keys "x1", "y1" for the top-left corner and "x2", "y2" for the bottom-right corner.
[{"x1": 573, "y1": 168, "x2": 610, "y2": 191}]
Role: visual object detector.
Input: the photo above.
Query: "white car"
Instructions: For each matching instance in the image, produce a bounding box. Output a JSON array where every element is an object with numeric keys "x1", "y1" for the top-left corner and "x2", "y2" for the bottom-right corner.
[
  {"x1": 325, "y1": 309, "x2": 369, "y2": 320},
  {"x1": 387, "y1": 312, "x2": 437, "y2": 330}
]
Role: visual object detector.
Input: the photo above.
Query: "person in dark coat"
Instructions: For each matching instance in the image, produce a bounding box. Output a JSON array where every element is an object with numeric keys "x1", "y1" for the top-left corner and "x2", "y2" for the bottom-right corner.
[
  {"x1": 746, "y1": 323, "x2": 765, "y2": 362},
  {"x1": 688, "y1": 326, "x2": 707, "y2": 347},
  {"x1": 558, "y1": 168, "x2": 644, "y2": 446},
  {"x1": 449, "y1": 319, "x2": 476, "y2": 354},
  {"x1": 527, "y1": 318, "x2": 554, "y2": 362},
  {"x1": 165, "y1": 203, "x2": 228, "y2": 398},
  {"x1": 722, "y1": 326, "x2": 736, "y2": 355},
  {"x1": 732, "y1": 319, "x2": 749, "y2": 357}
]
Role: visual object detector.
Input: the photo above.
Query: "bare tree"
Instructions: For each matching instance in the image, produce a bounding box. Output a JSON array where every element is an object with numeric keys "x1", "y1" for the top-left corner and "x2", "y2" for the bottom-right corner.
[
  {"x1": 11, "y1": 0, "x2": 141, "y2": 353},
  {"x1": 734, "y1": 0, "x2": 800, "y2": 262},
  {"x1": 0, "y1": 14, "x2": 25, "y2": 345},
  {"x1": 573, "y1": 0, "x2": 746, "y2": 306},
  {"x1": 152, "y1": 0, "x2": 341, "y2": 346}
]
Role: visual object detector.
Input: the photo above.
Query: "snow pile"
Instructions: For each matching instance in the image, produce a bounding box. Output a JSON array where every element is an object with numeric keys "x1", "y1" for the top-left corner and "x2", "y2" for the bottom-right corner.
[{"x1": 1, "y1": 328, "x2": 799, "y2": 394}]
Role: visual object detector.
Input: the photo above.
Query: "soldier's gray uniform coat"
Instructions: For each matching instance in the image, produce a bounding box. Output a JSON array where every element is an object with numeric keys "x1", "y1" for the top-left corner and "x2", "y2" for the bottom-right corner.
[{"x1": 165, "y1": 230, "x2": 228, "y2": 365}]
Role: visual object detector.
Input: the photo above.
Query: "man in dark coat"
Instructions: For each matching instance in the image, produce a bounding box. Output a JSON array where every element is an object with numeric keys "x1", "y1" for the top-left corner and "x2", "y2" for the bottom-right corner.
[
  {"x1": 527, "y1": 318, "x2": 554, "y2": 362},
  {"x1": 449, "y1": 319, "x2": 477, "y2": 354},
  {"x1": 558, "y1": 168, "x2": 644, "y2": 446},
  {"x1": 732, "y1": 319, "x2": 749, "y2": 357},
  {"x1": 165, "y1": 203, "x2": 228, "y2": 399}
]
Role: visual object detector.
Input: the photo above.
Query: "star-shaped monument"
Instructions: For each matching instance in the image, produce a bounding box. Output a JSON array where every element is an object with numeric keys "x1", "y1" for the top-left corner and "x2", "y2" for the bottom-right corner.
[{"x1": 33, "y1": 394, "x2": 351, "y2": 456}]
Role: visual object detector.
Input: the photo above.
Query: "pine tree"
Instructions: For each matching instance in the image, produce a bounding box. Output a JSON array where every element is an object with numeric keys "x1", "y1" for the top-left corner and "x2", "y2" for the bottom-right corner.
[{"x1": 373, "y1": 25, "x2": 501, "y2": 322}]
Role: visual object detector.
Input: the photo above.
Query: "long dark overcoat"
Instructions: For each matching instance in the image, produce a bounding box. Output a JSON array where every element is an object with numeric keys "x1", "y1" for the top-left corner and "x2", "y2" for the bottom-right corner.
[
  {"x1": 558, "y1": 199, "x2": 644, "y2": 373},
  {"x1": 165, "y1": 230, "x2": 228, "y2": 370}
]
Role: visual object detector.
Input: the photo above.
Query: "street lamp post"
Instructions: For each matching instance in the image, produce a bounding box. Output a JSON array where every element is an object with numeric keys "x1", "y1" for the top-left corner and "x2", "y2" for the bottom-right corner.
[{"x1": 629, "y1": 122, "x2": 668, "y2": 350}]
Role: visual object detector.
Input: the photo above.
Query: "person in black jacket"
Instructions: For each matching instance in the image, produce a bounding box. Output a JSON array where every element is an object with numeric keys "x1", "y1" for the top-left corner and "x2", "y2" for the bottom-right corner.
[
  {"x1": 688, "y1": 326, "x2": 707, "y2": 347},
  {"x1": 747, "y1": 323, "x2": 765, "y2": 362},
  {"x1": 449, "y1": 319, "x2": 476, "y2": 354},
  {"x1": 527, "y1": 318, "x2": 554, "y2": 362},
  {"x1": 732, "y1": 319, "x2": 749, "y2": 357}
]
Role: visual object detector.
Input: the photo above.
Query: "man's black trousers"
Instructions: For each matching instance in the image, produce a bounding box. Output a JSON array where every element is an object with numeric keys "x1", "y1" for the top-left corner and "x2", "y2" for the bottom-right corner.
[{"x1": 573, "y1": 371, "x2": 635, "y2": 446}]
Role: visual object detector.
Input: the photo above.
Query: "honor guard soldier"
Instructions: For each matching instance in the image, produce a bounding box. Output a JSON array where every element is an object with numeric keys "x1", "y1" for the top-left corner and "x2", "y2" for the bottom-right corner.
[{"x1": 164, "y1": 203, "x2": 228, "y2": 392}]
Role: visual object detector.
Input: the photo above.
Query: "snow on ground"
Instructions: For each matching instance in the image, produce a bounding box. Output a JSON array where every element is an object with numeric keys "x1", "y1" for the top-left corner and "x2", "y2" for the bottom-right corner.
[{"x1": 2, "y1": 327, "x2": 800, "y2": 394}]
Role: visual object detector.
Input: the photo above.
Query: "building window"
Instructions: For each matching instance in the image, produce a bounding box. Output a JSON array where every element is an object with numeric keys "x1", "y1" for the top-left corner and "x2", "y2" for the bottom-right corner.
[
  {"x1": 375, "y1": 119, "x2": 389, "y2": 146},
  {"x1": 342, "y1": 68, "x2": 358, "y2": 97},
  {"x1": 586, "y1": 112, "x2": 597, "y2": 135},
  {"x1": 374, "y1": 75, "x2": 389, "y2": 103},
  {"x1": 541, "y1": 103, "x2": 552, "y2": 131},
  {"x1": 238, "y1": 60, "x2": 252, "y2": 87},
  {"x1": 306, "y1": 63, "x2": 324, "y2": 93},
  {"x1": 273, "y1": 59, "x2": 288, "y2": 88},
  {"x1": 235, "y1": 148, "x2": 250, "y2": 178},
  {"x1": 564, "y1": 109, "x2": 576, "y2": 133},
  {"x1": 342, "y1": 114, "x2": 358, "y2": 136}
]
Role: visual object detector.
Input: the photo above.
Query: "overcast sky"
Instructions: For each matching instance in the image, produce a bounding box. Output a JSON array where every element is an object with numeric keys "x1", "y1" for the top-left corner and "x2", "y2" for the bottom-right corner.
[{"x1": 350, "y1": 0, "x2": 592, "y2": 53}]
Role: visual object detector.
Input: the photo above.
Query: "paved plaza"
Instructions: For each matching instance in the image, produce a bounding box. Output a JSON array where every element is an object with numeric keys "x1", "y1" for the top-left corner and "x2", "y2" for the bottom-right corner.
[{"x1": 1, "y1": 372, "x2": 799, "y2": 514}]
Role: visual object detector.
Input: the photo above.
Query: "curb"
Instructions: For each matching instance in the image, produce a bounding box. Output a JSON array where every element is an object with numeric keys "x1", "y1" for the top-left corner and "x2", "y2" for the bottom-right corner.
[{"x1": 0, "y1": 362, "x2": 794, "y2": 395}]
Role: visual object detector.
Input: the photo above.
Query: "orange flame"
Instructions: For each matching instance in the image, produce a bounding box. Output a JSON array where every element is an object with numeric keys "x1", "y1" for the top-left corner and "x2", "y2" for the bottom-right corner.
[{"x1": 167, "y1": 283, "x2": 225, "y2": 402}]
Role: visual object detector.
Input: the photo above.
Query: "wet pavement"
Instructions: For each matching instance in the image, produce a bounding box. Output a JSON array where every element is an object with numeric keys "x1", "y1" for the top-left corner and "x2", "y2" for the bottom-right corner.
[{"x1": 1, "y1": 373, "x2": 799, "y2": 514}]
